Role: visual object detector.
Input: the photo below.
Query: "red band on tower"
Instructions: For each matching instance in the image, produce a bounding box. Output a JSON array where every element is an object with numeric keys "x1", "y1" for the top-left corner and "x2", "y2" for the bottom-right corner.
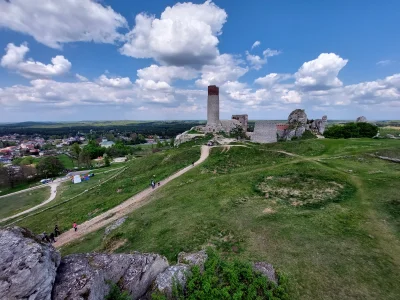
[{"x1": 208, "y1": 85, "x2": 219, "y2": 96}]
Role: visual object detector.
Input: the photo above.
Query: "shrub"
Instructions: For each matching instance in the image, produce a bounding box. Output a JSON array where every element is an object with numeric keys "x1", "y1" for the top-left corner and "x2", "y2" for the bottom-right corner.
[
  {"x1": 105, "y1": 283, "x2": 130, "y2": 300},
  {"x1": 156, "y1": 249, "x2": 289, "y2": 300},
  {"x1": 324, "y1": 122, "x2": 378, "y2": 139}
]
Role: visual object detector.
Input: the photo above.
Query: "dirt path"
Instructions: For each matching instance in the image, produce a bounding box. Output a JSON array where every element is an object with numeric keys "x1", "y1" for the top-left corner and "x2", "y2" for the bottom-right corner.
[
  {"x1": 0, "y1": 182, "x2": 61, "y2": 223},
  {"x1": 54, "y1": 146, "x2": 210, "y2": 248}
]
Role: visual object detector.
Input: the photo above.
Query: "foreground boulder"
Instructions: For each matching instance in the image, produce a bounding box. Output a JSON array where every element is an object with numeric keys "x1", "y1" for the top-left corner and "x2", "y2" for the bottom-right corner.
[
  {"x1": 52, "y1": 252, "x2": 168, "y2": 300},
  {"x1": 0, "y1": 227, "x2": 61, "y2": 300},
  {"x1": 253, "y1": 262, "x2": 278, "y2": 284},
  {"x1": 177, "y1": 250, "x2": 208, "y2": 272},
  {"x1": 153, "y1": 264, "x2": 191, "y2": 298},
  {"x1": 152, "y1": 250, "x2": 208, "y2": 298}
]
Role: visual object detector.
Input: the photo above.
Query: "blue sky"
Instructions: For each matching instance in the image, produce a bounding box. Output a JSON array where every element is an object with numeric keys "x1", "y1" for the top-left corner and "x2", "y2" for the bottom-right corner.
[{"x1": 0, "y1": 0, "x2": 399, "y2": 122}]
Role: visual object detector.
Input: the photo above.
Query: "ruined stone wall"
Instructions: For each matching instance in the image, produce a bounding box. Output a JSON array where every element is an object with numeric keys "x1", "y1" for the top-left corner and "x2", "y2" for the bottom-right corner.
[
  {"x1": 251, "y1": 121, "x2": 277, "y2": 143},
  {"x1": 232, "y1": 114, "x2": 248, "y2": 131}
]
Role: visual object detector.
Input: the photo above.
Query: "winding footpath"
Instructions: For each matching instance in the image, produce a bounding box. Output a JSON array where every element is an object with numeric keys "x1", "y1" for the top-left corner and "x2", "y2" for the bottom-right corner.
[
  {"x1": 0, "y1": 181, "x2": 63, "y2": 224},
  {"x1": 54, "y1": 146, "x2": 210, "y2": 248}
]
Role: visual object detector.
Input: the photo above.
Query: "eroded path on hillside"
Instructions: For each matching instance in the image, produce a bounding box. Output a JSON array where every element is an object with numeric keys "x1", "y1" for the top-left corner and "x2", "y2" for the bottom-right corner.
[{"x1": 54, "y1": 145, "x2": 210, "y2": 248}]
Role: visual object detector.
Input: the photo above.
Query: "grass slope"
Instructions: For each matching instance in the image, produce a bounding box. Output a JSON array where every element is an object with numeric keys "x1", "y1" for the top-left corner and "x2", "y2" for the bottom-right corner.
[
  {"x1": 61, "y1": 139, "x2": 400, "y2": 300},
  {"x1": 9, "y1": 146, "x2": 200, "y2": 233},
  {"x1": 0, "y1": 186, "x2": 50, "y2": 219}
]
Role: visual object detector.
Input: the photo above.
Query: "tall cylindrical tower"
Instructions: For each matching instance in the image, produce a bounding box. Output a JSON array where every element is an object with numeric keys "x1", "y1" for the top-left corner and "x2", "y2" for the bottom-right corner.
[{"x1": 207, "y1": 85, "x2": 219, "y2": 126}]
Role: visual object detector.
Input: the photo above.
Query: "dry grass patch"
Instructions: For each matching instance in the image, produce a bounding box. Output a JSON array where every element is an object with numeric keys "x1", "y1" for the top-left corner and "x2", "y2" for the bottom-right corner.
[{"x1": 258, "y1": 175, "x2": 344, "y2": 207}]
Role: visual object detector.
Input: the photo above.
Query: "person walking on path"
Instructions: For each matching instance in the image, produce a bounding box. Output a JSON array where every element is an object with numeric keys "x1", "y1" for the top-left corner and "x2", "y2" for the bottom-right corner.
[
  {"x1": 73, "y1": 222, "x2": 78, "y2": 232},
  {"x1": 49, "y1": 232, "x2": 56, "y2": 243},
  {"x1": 54, "y1": 225, "x2": 60, "y2": 237},
  {"x1": 41, "y1": 232, "x2": 50, "y2": 243},
  {"x1": 192, "y1": 161, "x2": 195, "y2": 167}
]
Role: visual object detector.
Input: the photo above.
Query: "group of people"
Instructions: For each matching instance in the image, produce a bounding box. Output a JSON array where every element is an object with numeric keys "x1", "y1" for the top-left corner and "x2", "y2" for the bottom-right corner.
[
  {"x1": 41, "y1": 224, "x2": 61, "y2": 244},
  {"x1": 41, "y1": 222, "x2": 78, "y2": 244},
  {"x1": 151, "y1": 179, "x2": 160, "y2": 189}
]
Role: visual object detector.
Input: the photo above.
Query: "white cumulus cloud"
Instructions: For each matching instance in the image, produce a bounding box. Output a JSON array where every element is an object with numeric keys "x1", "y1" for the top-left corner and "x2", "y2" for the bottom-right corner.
[
  {"x1": 1, "y1": 43, "x2": 71, "y2": 78},
  {"x1": 295, "y1": 53, "x2": 348, "y2": 91},
  {"x1": 76, "y1": 74, "x2": 88, "y2": 82},
  {"x1": 251, "y1": 41, "x2": 261, "y2": 49},
  {"x1": 120, "y1": 0, "x2": 227, "y2": 66},
  {"x1": 137, "y1": 65, "x2": 198, "y2": 84},
  {"x1": 255, "y1": 73, "x2": 292, "y2": 87},
  {"x1": 263, "y1": 48, "x2": 281, "y2": 57},
  {"x1": 0, "y1": 0, "x2": 127, "y2": 49},
  {"x1": 245, "y1": 52, "x2": 267, "y2": 70},
  {"x1": 196, "y1": 54, "x2": 248, "y2": 87},
  {"x1": 97, "y1": 75, "x2": 133, "y2": 88}
]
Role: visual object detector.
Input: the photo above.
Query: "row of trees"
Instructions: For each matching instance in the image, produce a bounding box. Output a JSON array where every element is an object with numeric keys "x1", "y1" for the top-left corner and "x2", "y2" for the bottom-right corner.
[
  {"x1": 324, "y1": 122, "x2": 379, "y2": 139},
  {"x1": 0, "y1": 156, "x2": 65, "y2": 188}
]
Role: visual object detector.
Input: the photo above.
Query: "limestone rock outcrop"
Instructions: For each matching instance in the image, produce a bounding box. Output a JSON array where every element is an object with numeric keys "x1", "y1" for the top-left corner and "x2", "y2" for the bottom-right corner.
[
  {"x1": 288, "y1": 109, "x2": 308, "y2": 126},
  {"x1": 280, "y1": 109, "x2": 308, "y2": 140},
  {"x1": 178, "y1": 249, "x2": 208, "y2": 272},
  {"x1": 153, "y1": 264, "x2": 191, "y2": 298},
  {"x1": 1, "y1": 227, "x2": 280, "y2": 299},
  {"x1": 174, "y1": 130, "x2": 205, "y2": 146},
  {"x1": 52, "y1": 252, "x2": 168, "y2": 300},
  {"x1": 0, "y1": 227, "x2": 61, "y2": 300},
  {"x1": 253, "y1": 262, "x2": 278, "y2": 284},
  {"x1": 310, "y1": 115, "x2": 328, "y2": 135},
  {"x1": 356, "y1": 116, "x2": 367, "y2": 123}
]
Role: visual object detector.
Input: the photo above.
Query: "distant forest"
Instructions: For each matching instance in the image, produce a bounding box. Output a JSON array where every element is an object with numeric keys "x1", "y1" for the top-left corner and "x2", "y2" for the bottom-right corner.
[{"x1": 0, "y1": 121, "x2": 206, "y2": 138}]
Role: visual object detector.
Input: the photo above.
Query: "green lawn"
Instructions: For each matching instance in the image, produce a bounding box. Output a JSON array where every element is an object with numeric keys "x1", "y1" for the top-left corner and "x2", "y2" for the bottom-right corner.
[
  {"x1": 60, "y1": 138, "x2": 400, "y2": 300},
  {"x1": 9, "y1": 146, "x2": 200, "y2": 233},
  {"x1": 0, "y1": 186, "x2": 50, "y2": 219},
  {"x1": 57, "y1": 154, "x2": 75, "y2": 169}
]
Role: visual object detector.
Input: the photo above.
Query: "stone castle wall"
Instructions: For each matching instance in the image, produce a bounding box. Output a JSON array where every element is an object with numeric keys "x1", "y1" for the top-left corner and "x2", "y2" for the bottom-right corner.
[{"x1": 251, "y1": 121, "x2": 277, "y2": 143}]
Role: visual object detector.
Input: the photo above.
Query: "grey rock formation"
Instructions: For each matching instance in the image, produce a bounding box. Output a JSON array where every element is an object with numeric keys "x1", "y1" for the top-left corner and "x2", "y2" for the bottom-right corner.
[
  {"x1": 153, "y1": 250, "x2": 208, "y2": 298},
  {"x1": 153, "y1": 264, "x2": 191, "y2": 298},
  {"x1": 280, "y1": 109, "x2": 308, "y2": 140},
  {"x1": 253, "y1": 262, "x2": 278, "y2": 284},
  {"x1": 52, "y1": 252, "x2": 168, "y2": 300},
  {"x1": 0, "y1": 227, "x2": 60, "y2": 300},
  {"x1": 104, "y1": 217, "x2": 127, "y2": 236},
  {"x1": 356, "y1": 116, "x2": 367, "y2": 123},
  {"x1": 178, "y1": 250, "x2": 208, "y2": 272},
  {"x1": 288, "y1": 109, "x2": 307, "y2": 126},
  {"x1": 310, "y1": 115, "x2": 328, "y2": 135}
]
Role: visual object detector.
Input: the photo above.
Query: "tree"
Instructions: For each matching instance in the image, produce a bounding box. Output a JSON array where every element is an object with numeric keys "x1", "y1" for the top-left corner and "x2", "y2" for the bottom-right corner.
[
  {"x1": 169, "y1": 137, "x2": 175, "y2": 147},
  {"x1": 83, "y1": 140, "x2": 106, "y2": 159},
  {"x1": 104, "y1": 155, "x2": 111, "y2": 167},
  {"x1": 78, "y1": 150, "x2": 92, "y2": 168},
  {"x1": 37, "y1": 156, "x2": 64, "y2": 178},
  {"x1": 70, "y1": 143, "x2": 81, "y2": 159},
  {"x1": 324, "y1": 122, "x2": 378, "y2": 139}
]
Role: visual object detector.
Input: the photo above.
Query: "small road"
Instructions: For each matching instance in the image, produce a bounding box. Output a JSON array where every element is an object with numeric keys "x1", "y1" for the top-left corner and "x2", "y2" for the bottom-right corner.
[
  {"x1": 0, "y1": 167, "x2": 126, "y2": 224},
  {"x1": 54, "y1": 146, "x2": 210, "y2": 248},
  {"x1": 0, "y1": 181, "x2": 61, "y2": 223},
  {"x1": 0, "y1": 177, "x2": 68, "y2": 200}
]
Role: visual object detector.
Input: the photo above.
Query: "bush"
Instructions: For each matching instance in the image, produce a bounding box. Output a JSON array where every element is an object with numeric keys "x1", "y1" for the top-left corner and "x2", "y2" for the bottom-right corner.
[
  {"x1": 324, "y1": 122, "x2": 378, "y2": 139},
  {"x1": 155, "y1": 249, "x2": 289, "y2": 300},
  {"x1": 105, "y1": 283, "x2": 130, "y2": 300}
]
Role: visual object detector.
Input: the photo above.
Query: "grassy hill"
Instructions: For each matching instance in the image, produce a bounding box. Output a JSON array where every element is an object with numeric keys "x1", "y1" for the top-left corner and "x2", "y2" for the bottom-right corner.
[
  {"x1": 0, "y1": 186, "x2": 50, "y2": 219},
  {"x1": 3, "y1": 146, "x2": 200, "y2": 233},
  {"x1": 57, "y1": 138, "x2": 400, "y2": 299}
]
